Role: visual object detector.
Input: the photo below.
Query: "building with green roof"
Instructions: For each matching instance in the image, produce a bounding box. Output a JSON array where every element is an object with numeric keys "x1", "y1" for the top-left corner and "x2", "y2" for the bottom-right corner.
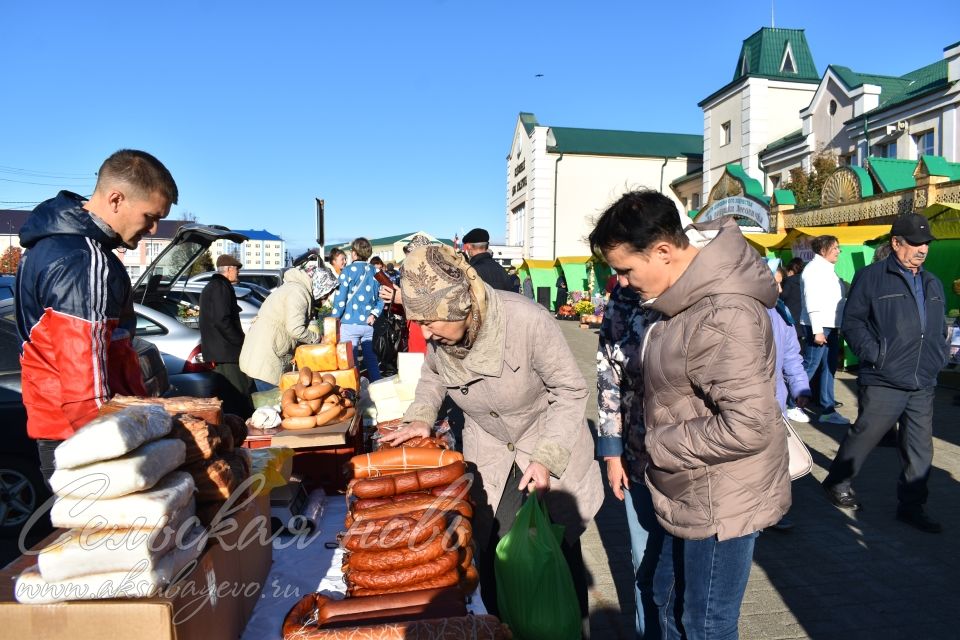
[{"x1": 506, "y1": 112, "x2": 701, "y2": 260}]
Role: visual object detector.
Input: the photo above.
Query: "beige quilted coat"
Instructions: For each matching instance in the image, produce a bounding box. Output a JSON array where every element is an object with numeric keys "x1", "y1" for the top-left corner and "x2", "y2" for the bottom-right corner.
[
  {"x1": 404, "y1": 288, "x2": 604, "y2": 542},
  {"x1": 642, "y1": 217, "x2": 791, "y2": 541}
]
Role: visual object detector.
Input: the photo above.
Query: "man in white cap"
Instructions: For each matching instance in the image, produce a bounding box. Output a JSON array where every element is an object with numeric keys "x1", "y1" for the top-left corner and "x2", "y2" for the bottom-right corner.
[{"x1": 822, "y1": 214, "x2": 947, "y2": 533}]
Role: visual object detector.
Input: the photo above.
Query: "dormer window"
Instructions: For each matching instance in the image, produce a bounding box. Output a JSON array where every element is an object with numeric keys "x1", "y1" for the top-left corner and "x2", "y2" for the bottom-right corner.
[{"x1": 780, "y1": 43, "x2": 796, "y2": 74}]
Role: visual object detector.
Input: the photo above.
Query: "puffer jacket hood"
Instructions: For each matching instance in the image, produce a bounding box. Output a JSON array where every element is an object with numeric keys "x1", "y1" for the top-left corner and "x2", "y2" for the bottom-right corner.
[
  {"x1": 649, "y1": 217, "x2": 778, "y2": 318},
  {"x1": 641, "y1": 215, "x2": 790, "y2": 541},
  {"x1": 19, "y1": 191, "x2": 122, "y2": 250}
]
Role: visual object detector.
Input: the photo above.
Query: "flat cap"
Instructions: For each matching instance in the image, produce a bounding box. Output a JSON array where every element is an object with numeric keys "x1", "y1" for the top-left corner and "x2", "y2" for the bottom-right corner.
[
  {"x1": 216, "y1": 254, "x2": 243, "y2": 269},
  {"x1": 462, "y1": 228, "x2": 489, "y2": 244}
]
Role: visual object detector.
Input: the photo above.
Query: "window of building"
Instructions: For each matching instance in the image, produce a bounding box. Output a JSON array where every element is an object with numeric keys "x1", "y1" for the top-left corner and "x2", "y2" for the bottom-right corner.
[
  {"x1": 511, "y1": 204, "x2": 526, "y2": 247},
  {"x1": 780, "y1": 43, "x2": 796, "y2": 74},
  {"x1": 770, "y1": 174, "x2": 781, "y2": 190},
  {"x1": 883, "y1": 142, "x2": 897, "y2": 158},
  {"x1": 692, "y1": 193, "x2": 701, "y2": 209},
  {"x1": 721, "y1": 121, "x2": 731, "y2": 147},
  {"x1": 829, "y1": 100, "x2": 837, "y2": 116},
  {"x1": 914, "y1": 130, "x2": 935, "y2": 158}
]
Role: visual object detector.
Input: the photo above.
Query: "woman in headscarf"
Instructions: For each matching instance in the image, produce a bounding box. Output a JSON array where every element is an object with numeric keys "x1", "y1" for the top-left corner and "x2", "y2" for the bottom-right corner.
[
  {"x1": 239, "y1": 259, "x2": 339, "y2": 387},
  {"x1": 380, "y1": 244, "x2": 603, "y2": 621}
]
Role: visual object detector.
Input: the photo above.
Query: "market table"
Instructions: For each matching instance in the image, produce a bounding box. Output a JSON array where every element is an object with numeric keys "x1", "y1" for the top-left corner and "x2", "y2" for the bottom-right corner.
[{"x1": 238, "y1": 492, "x2": 484, "y2": 639}]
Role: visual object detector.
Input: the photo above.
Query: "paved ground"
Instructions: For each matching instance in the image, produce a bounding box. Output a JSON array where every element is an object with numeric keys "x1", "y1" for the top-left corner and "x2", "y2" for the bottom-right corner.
[{"x1": 556, "y1": 319, "x2": 960, "y2": 640}]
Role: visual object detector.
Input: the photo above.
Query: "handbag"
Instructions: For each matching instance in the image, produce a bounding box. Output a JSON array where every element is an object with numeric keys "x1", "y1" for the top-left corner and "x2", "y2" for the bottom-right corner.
[
  {"x1": 372, "y1": 298, "x2": 408, "y2": 377},
  {"x1": 784, "y1": 416, "x2": 813, "y2": 480}
]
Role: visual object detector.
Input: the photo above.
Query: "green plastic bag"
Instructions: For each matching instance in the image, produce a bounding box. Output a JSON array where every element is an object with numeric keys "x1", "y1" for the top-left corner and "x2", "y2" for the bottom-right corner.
[{"x1": 494, "y1": 493, "x2": 581, "y2": 640}]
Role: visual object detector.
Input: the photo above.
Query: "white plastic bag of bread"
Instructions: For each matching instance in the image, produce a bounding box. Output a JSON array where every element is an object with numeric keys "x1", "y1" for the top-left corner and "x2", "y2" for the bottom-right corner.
[
  {"x1": 37, "y1": 501, "x2": 198, "y2": 582},
  {"x1": 53, "y1": 405, "x2": 173, "y2": 469},
  {"x1": 15, "y1": 522, "x2": 206, "y2": 604},
  {"x1": 49, "y1": 438, "x2": 186, "y2": 499},
  {"x1": 50, "y1": 470, "x2": 196, "y2": 529}
]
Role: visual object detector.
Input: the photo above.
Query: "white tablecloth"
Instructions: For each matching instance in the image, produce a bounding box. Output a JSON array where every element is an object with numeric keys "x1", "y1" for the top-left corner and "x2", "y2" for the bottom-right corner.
[{"x1": 240, "y1": 493, "x2": 483, "y2": 639}]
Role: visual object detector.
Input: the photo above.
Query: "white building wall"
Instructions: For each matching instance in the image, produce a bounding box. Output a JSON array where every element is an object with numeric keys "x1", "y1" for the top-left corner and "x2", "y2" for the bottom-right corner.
[{"x1": 526, "y1": 128, "x2": 555, "y2": 260}]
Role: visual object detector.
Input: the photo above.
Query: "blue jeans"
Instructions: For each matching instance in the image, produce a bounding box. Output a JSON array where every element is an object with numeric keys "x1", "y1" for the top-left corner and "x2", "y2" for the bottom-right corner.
[
  {"x1": 802, "y1": 326, "x2": 839, "y2": 413},
  {"x1": 653, "y1": 531, "x2": 758, "y2": 640},
  {"x1": 339, "y1": 323, "x2": 382, "y2": 381},
  {"x1": 624, "y1": 484, "x2": 665, "y2": 639}
]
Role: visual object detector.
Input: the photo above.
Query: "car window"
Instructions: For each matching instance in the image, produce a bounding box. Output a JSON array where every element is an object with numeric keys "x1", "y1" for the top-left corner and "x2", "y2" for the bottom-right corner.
[{"x1": 136, "y1": 313, "x2": 169, "y2": 337}]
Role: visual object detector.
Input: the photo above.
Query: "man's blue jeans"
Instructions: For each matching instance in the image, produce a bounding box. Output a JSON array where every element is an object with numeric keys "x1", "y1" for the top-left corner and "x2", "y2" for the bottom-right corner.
[
  {"x1": 339, "y1": 323, "x2": 381, "y2": 381},
  {"x1": 802, "y1": 326, "x2": 839, "y2": 413},
  {"x1": 623, "y1": 484, "x2": 665, "y2": 639},
  {"x1": 653, "y1": 530, "x2": 758, "y2": 640}
]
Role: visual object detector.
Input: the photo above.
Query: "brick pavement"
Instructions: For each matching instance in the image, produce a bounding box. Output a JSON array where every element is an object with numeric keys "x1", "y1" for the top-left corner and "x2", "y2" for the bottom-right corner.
[{"x1": 557, "y1": 319, "x2": 960, "y2": 640}]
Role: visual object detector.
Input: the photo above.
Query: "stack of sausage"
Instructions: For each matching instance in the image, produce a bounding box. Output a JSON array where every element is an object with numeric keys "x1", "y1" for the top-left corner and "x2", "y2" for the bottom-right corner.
[
  {"x1": 106, "y1": 395, "x2": 251, "y2": 527},
  {"x1": 280, "y1": 366, "x2": 357, "y2": 431},
  {"x1": 341, "y1": 444, "x2": 477, "y2": 598},
  {"x1": 279, "y1": 442, "x2": 512, "y2": 639}
]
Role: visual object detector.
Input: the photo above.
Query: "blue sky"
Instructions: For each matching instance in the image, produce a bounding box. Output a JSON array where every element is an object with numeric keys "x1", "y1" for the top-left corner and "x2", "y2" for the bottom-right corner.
[{"x1": 2, "y1": 1, "x2": 958, "y2": 254}]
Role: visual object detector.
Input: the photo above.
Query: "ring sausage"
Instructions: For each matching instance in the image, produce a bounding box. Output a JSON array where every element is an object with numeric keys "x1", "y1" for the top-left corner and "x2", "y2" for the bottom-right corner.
[
  {"x1": 306, "y1": 398, "x2": 322, "y2": 413},
  {"x1": 280, "y1": 388, "x2": 297, "y2": 408},
  {"x1": 282, "y1": 416, "x2": 319, "y2": 431},
  {"x1": 460, "y1": 564, "x2": 480, "y2": 595},
  {"x1": 321, "y1": 393, "x2": 341, "y2": 407},
  {"x1": 298, "y1": 367, "x2": 313, "y2": 387},
  {"x1": 348, "y1": 568, "x2": 460, "y2": 597},
  {"x1": 301, "y1": 381, "x2": 334, "y2": 401},
  {"x1": 346, "y1": 550, "x2": 459, "y2": 590},
  {"x1": 283, "y1": 397, "x2": 314, "y2": 418},
  {"x1": 346, "y1": 449, "x2": 464, "y2": 478},
  {"x1": 314, "y1": 404, "x2": 343, "y2": 427},
  {"x1": 337, "y1": 407, "x2": 356, "y2": 422},
  {"x1": 351, "y1": 492, "x2": 434, "y2": 512},
  {"x1": 321, "y1": 373, "x2": 336, "y2": 385},
  {"x1": 351, "y1": 461, "x2": 467, "y2": 499}
]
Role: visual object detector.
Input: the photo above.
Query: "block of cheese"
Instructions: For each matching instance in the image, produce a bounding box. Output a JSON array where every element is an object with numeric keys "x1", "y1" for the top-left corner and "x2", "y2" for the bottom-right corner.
[
  {"x1": 50, "y1": 439, "x2": 186, "y2": 499},
  {"x1": 321, "y1": 317, "x2": 339, "y2": 345},
  {"x1": 397, "y1": 352, "x2": 425, "y2": 385},
  {"x1": 51, "y1": 471, "x2": 196, "y2": 529},
  {"x1": 368, "y1": 375, "x2": 399, "y2": 403},
  {"x1": 311, "y1": 367, "x2": 360, "y2": 391},
  {"x1": 336, "y1": 341, "x2": 355, "y2": 370},
  {"x1": 394, "y1": 379, "x2": 418, "y2": 402},
  {"x1": 294, "y1": 343, "x2": 338, "y2": 372},
  {"x1": 373, "y1": 397, "x2": 413, "y2": 423},
  {"x1": 279, "y1": 371, "x2": 300, "y2": 391}
]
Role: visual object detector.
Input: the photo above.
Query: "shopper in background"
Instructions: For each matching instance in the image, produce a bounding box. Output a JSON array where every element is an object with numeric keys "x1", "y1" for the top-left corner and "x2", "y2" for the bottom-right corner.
[
  {"x1": 329, "y1": 237, "x2": 384, "y2": 380},
  {"x1": 462, "y1": 227, "x2": 514, "y2": 291},
  {"x1": 329, "y1": 247, "x2": 347, "y2": 275},
  {"x1": 799, "y1": 235, "x2": 850, "y2": 425}
]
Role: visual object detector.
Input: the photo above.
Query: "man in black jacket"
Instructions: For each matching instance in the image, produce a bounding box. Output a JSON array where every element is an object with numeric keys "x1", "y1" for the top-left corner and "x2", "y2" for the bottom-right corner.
[
  {"x1": 200, "y1": 254, "x2": 254, "y2": 417},
  {"x1": 462, "y1": 228, "x2": 513, "y2": 291},
  {"x1": 822, "y1": 214, "x2": 947, "y2": 533}
]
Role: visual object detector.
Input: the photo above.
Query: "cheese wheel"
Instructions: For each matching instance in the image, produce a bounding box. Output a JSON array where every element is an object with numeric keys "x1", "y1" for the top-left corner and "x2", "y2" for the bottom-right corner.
[
  {"x1": 336, "y1": 341, "x2": 355, "y2": 370},
  {"x1": 310, "y1": 367, "x2": 360, "y2": 391},
  {"x1": 321, "y1": 317, "x2": 339, "y2": 345},
  {"x1": 294, "y1": 343, "x2": 339, "y2": 372}
]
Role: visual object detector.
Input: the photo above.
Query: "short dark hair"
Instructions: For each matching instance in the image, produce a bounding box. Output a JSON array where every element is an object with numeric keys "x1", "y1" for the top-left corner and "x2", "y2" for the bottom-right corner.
[
  {"x1": 811, "y1": 235, "x2": 839, "y2": 256},
  {"x1": 589, "y1": 190, "x2": 688, "y2": 256},
  {"x1": 351, "y1": 237, "x2": 372, "y2": 261},
  {"x1": 96, "y1": 149, "x2": 178, "y2": 204},
  {"x1": 329, "y1": 248, "x2": 346, "y2": 261},
  {"x1": 786, "y1": 257, "x2": 805, "y2": 275},
  {"x1": 369, "y1": 256, "x2": 384, "y2": 267}
]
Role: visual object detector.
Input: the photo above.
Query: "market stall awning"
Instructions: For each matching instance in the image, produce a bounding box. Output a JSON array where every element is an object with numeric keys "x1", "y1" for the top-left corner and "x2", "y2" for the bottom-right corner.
[
  {"x1": 743, "y1": 232, "x2": 790, "y2": 252},
  {"x1": 793, "y1": 226, "x2": 890, "y2": 245},
  {"x1": 923, "y1": 202, "x2": 960, "y2": 240}
]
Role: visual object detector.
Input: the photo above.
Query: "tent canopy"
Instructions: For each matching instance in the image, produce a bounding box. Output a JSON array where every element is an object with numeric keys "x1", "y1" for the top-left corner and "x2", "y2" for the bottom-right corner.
[
  {"x1": 745, "y1": 226, "x2": 890, "y2": 253},
  {"x1": 923, "y1": 202, "x2": 960, "y2": 240}
]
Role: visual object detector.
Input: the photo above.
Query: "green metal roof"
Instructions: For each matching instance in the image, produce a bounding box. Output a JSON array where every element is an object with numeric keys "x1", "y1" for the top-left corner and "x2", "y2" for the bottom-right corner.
[
  {"x1": 773, "y1": 189, "x2": 797, "y2": 205},
  {"x1": 734, "y1": 28, "x2": 819, "y2": 82},
  {"x1": 849, "y1": 166, "x2": 875, "y2": 198},
  {"x1": 761, "y1": 129, "x2": 804, "y2": 155},
  {"x1": 867, "y1": 157, "x2": 917, "y2": 192},
  {"x1": 700, "y1": 28, "x2": 820, "y2": 106},
  {"x1": 919, "y1": 155, "x2": 960, "y2": 180},
  {"x1": 829, "y1": 65, "x2": 910, "y2": 98},
  {"x1": 547, "y1": 127, "x2": 702, "y2": 159},
  {"x1": 519, "y1": 112, "x2": 539, "y2": 135},
  {"x1": 725, "y1": 163, "x2": 768, "y2": 201},
  {"x1": 670, "y1": 169, "x2": 703, "y2": 187},
  {"x1": 846, "y1": 59, "x2": 952, "y2": 122}
]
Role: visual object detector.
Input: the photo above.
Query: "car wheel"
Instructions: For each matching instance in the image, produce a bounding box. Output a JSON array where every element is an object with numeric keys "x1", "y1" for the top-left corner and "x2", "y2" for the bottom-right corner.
[{"x1": 0, "y1": 454, "x2": 48, "y2": 539}]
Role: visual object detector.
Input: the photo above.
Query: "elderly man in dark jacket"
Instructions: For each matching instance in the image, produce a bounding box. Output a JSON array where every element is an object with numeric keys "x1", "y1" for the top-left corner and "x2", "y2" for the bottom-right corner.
[
  {"x1": 462, "y1": 228, "x2": 513, "y2": 291},
  {"x1": 201, "y1": 254, "x2": 254, "y2": 417},
  {"x1": 822, "y1": 214, "x2": 947, "y2": 533}
]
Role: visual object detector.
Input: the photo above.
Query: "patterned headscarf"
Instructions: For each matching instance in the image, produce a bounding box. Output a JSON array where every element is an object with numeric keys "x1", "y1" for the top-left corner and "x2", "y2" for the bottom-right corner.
[
  {"x1": 299, "y1": 259, "x2": 338, "y2": 300},
  {"x1": 403, "y1": 233, "x2": 433, "y2": 255},
  {"x1": 400, "y1": 244, "x2": 487, "y2": 357}
]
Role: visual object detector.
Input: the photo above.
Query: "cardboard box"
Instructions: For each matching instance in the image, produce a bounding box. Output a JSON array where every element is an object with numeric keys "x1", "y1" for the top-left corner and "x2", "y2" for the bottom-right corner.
[
  {"x1": 0, "y1": 541, "x2": 241, "y2": 640},
  {"x1": 216, "y1": 491, "x2": 272, "y2": 621}
]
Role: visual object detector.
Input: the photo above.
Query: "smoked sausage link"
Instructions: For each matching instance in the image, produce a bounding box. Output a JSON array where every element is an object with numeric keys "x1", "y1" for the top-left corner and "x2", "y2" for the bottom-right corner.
[
  {"x1": 351, "y1": 461, "x2": 467, "y2": 499},
  {"x1": 346, "y1": 448, "x2": 464, "y2": 478},
  {"x1": 349, "y1": 496, "x2": 472, "y2": 525},
  {"x1": 342, "y1": 515, "x2": 444, "y2": 552},
  {"x1": 345, "y1": 533, "x2": 450, "y2": 572}
]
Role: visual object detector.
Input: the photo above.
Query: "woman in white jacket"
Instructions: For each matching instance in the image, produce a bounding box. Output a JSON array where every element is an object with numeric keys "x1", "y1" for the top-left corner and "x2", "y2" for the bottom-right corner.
[
  {"x1": 239, "y1": 260, "x2": 338, "y2": 387},
  {"x1": 799, "y1": 235, "x2": 849, "y2": 425}
]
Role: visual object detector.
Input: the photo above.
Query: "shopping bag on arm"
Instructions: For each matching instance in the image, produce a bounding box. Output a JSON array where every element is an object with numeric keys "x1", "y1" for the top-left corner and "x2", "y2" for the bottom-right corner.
[{"x1": 494, "y1": 492, "x2": 581, "y2": 640}]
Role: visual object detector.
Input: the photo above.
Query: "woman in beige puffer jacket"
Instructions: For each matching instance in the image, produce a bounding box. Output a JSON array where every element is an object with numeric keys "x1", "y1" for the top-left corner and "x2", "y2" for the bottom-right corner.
[{"x1": 590, "y1": 190, "x2": 790, "y2": 640}]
